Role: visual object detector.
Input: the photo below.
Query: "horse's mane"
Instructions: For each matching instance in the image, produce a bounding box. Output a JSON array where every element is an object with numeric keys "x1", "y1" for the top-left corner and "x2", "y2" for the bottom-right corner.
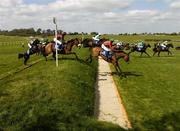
[
  {"x1": 113, "y1": 50, "x2": 128, "y2": 54},
  {"x1": 67, "y1": 38, "x2": 78, "y2": 43}
]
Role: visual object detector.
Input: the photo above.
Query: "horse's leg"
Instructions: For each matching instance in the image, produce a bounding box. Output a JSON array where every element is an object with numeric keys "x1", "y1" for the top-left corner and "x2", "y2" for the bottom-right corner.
[
  {"x1": 168, "y1": 50, "x2": 172, "y2": 55},
  {"x1": 43, "y1": 54, "x2": 48, "y2": 61},
  {"x1": 89, "y1": 54, "x2": 93, "y2": 63},
  {"x1": 144, "y1": 51, "x2": 151, "y2": 57},
  {"x1": 113, "y1": 61, "x2": 123, "y2": 77},
  {"x1": 170, "y1": 51, "x2": 172, "y2": 55},
  {"x1": 158, "y1": 51, "x2": 160, "y2": 57},
  {"x1": 24, "y1": 53, "x2": 30, "y2": 65},
  {"x1": 52, "y1": 52, "x2": 56, "y2": 60},
  {"x1": 114, "y1": 64, "x2": 120, "y2": 75},
  {"x1": 153, "y1": 51, "x2": 156, "y2": 56},
  {"x1": 68, "y1": 52, "x2": 78, "y2": 59},
  {"x1": 140, "y1": 52, "x2": 143, "y2": 57}
]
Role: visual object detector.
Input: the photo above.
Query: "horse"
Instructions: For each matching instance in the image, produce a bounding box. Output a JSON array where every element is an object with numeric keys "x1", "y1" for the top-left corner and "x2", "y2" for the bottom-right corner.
[
  {"x1": 18, "y1": 39, "x2": 41, "y2": 65},
  {"x1": 129, "y1": 43, "x2": 151, "y2": 57},
  {"x1": 86, "y1": 47, "x2": 130, "y2": 76},
  {"x1": 114, "y1": 42, "x2": 131, "y2": 51},
  {"x1": 82, "y1": 38, "x2": 108, "y2": 47},
  {"x1": 41, "y1": 38, "x2": 81, "y2": 61},
  {"x1": 176, "y1": 47, "x2": 180, "y2": 50},
  {"x1": 153, "y1": 43, "x2": 174, "y2": 57}
]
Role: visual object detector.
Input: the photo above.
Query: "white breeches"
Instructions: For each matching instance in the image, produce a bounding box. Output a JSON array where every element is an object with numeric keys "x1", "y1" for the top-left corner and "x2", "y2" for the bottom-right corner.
[{"x1": 101, "y1": 44, "x2": 111, "y2": 51}]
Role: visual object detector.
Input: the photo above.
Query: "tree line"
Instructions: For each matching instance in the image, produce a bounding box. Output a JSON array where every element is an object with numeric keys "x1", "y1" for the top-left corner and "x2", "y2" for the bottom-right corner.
[
  {"x1": 0, "y1": 28, "x2": 95, "y2": 36},
  {"x1": 0, "y1": 28, "x2": 58, "y2": 36},
  {"x1": 0, "y1": 28, "x2": 180, "y2": 36}
]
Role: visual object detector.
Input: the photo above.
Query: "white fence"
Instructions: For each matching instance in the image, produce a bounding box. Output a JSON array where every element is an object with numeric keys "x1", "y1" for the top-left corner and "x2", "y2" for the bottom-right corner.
[{"x1": 0, "y1": 41, "x2": 28, "y2": 46}]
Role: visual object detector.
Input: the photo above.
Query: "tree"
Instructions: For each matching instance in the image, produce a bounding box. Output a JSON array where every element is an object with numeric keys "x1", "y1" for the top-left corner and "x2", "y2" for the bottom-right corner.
[{"x1": 36, "y1": 28, "x2": 42, "y2": 35}]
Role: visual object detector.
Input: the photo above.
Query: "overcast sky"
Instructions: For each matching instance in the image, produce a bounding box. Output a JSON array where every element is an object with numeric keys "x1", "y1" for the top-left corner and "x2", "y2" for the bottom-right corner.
[{"x1": 0, "y1": 0, "x2": 180, "y2": 33}]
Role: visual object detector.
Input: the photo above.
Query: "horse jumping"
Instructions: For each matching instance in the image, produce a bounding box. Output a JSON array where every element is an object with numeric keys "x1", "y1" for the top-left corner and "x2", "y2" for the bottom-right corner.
[
  {"x1": 82, "y1": 38, "x2": 108, "y2": 48},
  {"x1": 41, "y1": 38, "x2": 81, "y2": 61},
  {"x1": 87, "y1": 47, "x2": 130, "y2": 76},
  {"x1": 18, "y1": 39, "x2": 41, "y2": 65}
]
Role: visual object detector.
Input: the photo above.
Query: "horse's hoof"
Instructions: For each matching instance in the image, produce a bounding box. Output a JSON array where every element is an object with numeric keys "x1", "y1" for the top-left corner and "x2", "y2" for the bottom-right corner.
[{"x1": 120, "y1": 73, "x2": 126, "y2": 78}]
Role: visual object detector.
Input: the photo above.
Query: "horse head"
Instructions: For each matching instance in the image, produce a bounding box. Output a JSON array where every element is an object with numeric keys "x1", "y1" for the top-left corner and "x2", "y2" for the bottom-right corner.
[
  {"x1": 146, "y1": 44, "x2": 151, "y2": 48},
  {"x1": 66, "y1": 38, "x2": 81, "y2": 49},
  {"x1": 167, "y1": 43, "x2": 174, "y2": 48},
  {"x1": 73, "y1": 38, "x2": 82, "y2": 48}
]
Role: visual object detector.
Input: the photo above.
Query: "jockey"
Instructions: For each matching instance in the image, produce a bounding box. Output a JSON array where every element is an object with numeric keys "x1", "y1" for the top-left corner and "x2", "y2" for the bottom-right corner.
[
  {"x1": 116, "y1": 41, "x2": 123, "y2": 49},
  {"x1": 137, "y1": 41, "x2": 144, "y2": 51},
  {"x1": 160, "y1": 41, "x2": 168, "y2": 50},
  {"x1": 54, "y1": 34, "x2": 63, "y2": 50},
  {"x1": 92, "y1": 33, "x2": 101, "y2": 44},
  {"x1": 101, "y1": 38, "x2": 114, "y2": 59},
  {"x1": 27, "y1": 38, "x2": 35, "y2": 55}
]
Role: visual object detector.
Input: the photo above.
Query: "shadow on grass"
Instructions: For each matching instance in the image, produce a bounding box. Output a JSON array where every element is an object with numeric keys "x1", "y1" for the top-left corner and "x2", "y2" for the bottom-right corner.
[
  {"x1": 134, "y1": 111, "x2": 180, "y2": 131},
  {"x1": 133, "y1": 56, "x2": 151, "y2": 58},
  {"x1": 47, "y1": 57, "x2": 92, "y2": 66},
  {"x1": 111, "y1": 71, "x2": 143, "y2": 77},
  {"x1": 153, "y1": 55, "x2": 174, "y2": 58},
  {"x1": 0, "y1": 92, "x2": 9, "y2": 97}
]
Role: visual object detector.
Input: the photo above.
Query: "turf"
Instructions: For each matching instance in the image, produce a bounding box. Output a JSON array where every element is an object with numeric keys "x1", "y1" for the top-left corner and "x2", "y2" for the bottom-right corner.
[
  {"x1": 111, "y1": 35, "x2": 180, "y2": 131},
  {"x1": 0, "y1": 36, "x2": 124, "y2": 131}
]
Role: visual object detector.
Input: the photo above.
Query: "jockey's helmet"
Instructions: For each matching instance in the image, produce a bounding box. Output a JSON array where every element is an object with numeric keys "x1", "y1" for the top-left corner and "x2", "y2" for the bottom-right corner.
[
  {"x1": 57, "y1": 34, "x2": 62, "y2": 39},
  {"x1": 63, "y1": 32, "x2": 67, "y2": 35}
]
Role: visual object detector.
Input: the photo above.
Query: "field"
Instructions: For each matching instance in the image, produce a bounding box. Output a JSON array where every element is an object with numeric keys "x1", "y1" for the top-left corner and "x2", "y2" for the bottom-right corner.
[
  {"x1": 0, "y1": 35, "x2": 122, "y2": 131},
  {"x1": 110, "y1": 35, "x2": 180, "y2": 130},
  {"x1": 0, "y1": 35, "x2": 180, "y2": 130}
]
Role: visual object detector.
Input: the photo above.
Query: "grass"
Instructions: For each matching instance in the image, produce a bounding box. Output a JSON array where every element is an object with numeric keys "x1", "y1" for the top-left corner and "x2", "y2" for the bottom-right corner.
[
  {"x1": 1, "y1": 34, "x2": 180, "y2": 130},
  {"x1": 0, "y1": 35, "x2": 124, "y2": 131},
  {"x1": 110, "y1": 35, "x2": 180, "y2": 131}
]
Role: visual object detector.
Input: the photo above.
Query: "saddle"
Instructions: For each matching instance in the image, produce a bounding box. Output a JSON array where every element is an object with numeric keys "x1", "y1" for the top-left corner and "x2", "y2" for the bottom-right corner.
[
  {"x1": 137, "y1": 46, "x2": 144, "y2": 51},
  {"x1": 100, "y1": 50, "x2": 112, "y2": 59},
  {"x1": 54, "y1": 43, "x2": 65, "y2": 51},
  {"x1": 157, "y1": 45, "x2": 167, "y2": 50},
  {"x1": 93, "y1": 39, "x2": 100, "y2": 45}
]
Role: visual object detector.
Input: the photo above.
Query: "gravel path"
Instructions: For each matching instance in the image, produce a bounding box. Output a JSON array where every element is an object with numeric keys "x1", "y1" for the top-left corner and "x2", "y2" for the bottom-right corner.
[{"x1": 94, "y1": 57, "x2": 131, "y2": 130}]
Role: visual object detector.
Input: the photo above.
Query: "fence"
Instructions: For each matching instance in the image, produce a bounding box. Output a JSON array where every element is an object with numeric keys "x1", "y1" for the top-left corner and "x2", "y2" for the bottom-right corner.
[{"x1": 0, "y1": 41, "x2": 28, "y2": 46}]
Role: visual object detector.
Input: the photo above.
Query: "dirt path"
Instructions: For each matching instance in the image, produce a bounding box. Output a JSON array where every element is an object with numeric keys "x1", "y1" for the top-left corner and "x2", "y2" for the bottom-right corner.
[{"x1": 94, "y1": 57, "x2": 131, "y2": 130}]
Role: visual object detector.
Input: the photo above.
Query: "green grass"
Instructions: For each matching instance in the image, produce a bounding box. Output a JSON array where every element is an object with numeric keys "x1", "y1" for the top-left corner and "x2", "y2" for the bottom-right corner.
[
  {"x1": 1, "y1": 35, "x2": 180, "y2": 130},
  {"x1": 111, "y1": 35, "x2": 180, "y2": 131},
  {"x1": 0, "y1": 36, "x2": 124, "y2": 131},
  {"x1": 0, "y1": 44, "x2": 42, "y2": 75}
]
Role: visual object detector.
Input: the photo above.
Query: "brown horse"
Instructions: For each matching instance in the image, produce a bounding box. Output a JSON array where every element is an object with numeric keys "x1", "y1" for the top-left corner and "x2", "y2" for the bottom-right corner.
[
  {"x1": 82, "y1": 38, "x2": 108, "y2": 47},
  {"x1": 42, "y1": 38, "x2": 81, "y2": 61},
  {"x1": 153, "y1": 43, "x2": 173, "y2": 57},
  {"x1": 87, "y1": 47, "x2": 130, "y2": 76}
]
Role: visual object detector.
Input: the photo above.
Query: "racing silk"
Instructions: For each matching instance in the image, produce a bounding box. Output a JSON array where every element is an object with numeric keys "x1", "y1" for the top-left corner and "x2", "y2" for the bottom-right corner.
[
  {"x1": 116, "y1": 42, "x2": 123, "y2": 49},
  {"x1": 54, "y1": 38, "x2": 63, "y2": 50},
  {"x1": 101, "y1": 41, "x2": 113, "y2": 52},
  {"x1": 104, "y1": 41, "x2": 113, "y2": 48},
  {"x1": 54, "y1": 38, "x2": 62, "y2": 45},
  {"x1": 138, "y1": 42, "x2": 144, "y2": 47},
  {"x1": 58, "y1": 34, "x2": 66, "y2": 42},
  {"x1": 92, "y1": 34, "x2": 100, "y2": 41},
  {"x1": 28, "y1": 40, "x2": 34, "y2": 48},
  {"x1": 161, "y1": 41, "x2": 168, "y2": 48},
  {"x1": 28, "y1": 43, "x2": 32, "y2": 48}
]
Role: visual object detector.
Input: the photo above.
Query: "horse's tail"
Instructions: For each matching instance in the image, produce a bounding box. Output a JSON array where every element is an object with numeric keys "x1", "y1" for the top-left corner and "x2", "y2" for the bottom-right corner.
[{"x1": 18, "y1": 53, "x2": 24, "y2": 59}]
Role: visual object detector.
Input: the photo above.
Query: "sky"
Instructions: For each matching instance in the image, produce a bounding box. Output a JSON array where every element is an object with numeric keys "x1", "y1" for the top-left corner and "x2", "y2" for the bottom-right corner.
[{"x1": 0, "y1": 0, "x2": 180, "y2": 33}]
